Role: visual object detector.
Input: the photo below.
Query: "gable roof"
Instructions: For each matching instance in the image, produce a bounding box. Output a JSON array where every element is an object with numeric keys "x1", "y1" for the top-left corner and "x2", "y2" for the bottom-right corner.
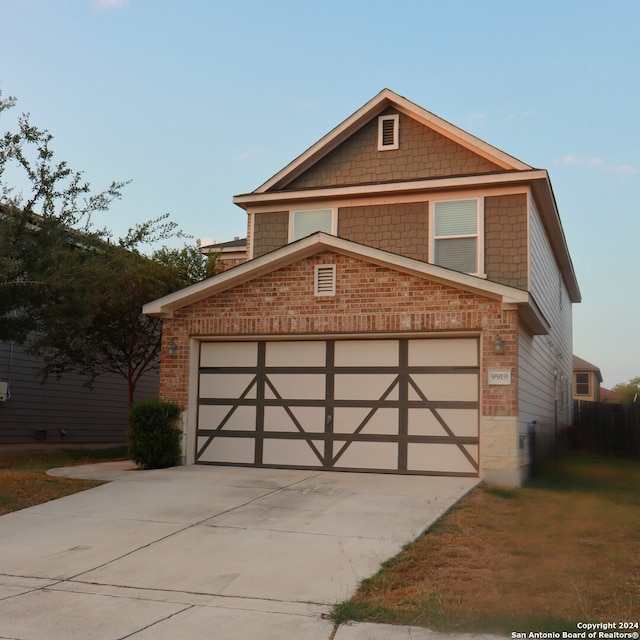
[
  {"x1": 232, "y1": 89, "x2": 581, "y2": 305},
  {"x1": 573, "y1": 355, "x2": 603, "y2": 383},
  {"x1": 143, "y1": 232, "x2": 549, "y2": 335},
  {"x1": 251, "y1": 89, "x2": 533, "y2": 194}
]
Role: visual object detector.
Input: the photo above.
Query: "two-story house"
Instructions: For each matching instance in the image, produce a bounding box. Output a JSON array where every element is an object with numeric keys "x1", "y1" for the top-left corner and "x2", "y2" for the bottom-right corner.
[
  {"x1": 143, "y1": 89, "x2": 580, "y2": 486},
  {"x1": 572, "y1": 355, "x2": 603, "y2": 402}
]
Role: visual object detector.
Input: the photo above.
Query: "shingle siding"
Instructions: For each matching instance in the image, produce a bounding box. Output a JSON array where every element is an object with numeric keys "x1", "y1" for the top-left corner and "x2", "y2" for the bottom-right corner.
[
  {"x1": 252, "y1": 211, "x2": 289, "y2": 257},
  {"x1": 285, "y1": 110, "x2": 503, "y2": 190},
  {"x1": 485, "y1": 193, "x2": 528, "y2": 289},
  {"x1": 338, "y1": 202, "x2": 428, "y2": 261}
]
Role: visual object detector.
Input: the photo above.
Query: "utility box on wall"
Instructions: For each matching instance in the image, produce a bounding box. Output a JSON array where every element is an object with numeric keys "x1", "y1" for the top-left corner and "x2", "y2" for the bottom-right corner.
[{"x1": 0, "y1": 381, "x2": 8, "y2": 402}]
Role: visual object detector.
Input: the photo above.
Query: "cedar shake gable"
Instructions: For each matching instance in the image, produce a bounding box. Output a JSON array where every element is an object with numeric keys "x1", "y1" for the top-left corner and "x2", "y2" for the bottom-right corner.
[
  {"x1": 285, "y1": 109, "x2": 505, "y2": 190},
  {"x1": 244, "y1": 89, "x2": 532, "y2": 195}
]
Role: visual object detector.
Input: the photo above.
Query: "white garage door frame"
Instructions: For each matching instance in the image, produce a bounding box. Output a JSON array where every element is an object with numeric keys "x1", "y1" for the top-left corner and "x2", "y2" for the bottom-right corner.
[{"x1": 190, "y1": 334, "x2": 480, "y2": 477}]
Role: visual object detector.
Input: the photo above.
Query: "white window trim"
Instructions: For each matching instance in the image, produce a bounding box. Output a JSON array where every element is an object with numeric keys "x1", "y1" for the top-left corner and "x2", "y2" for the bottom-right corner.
[
  {"x1": 377, "y1": 114, "x2": 399, "y2": 151},
  {"x1": 429, "y1": 197, "x2": 485, "y2": 277},
  {"x1": 288, "y1": 208, "x2": 338, "y2": 242}
]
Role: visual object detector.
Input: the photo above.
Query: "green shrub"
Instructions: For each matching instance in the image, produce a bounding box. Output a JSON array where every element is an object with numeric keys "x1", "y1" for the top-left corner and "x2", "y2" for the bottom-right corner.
[{"x1": 128, "y1": 399, "x2": 182, "y2": 469}]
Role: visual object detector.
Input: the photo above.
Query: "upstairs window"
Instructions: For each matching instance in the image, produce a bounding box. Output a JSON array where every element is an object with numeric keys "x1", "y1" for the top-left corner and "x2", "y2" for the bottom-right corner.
[
  {"x1": 290, "y1": 209, "x2": 336, "y2": 241},
  {"x1": 378, "y1": 114, "x2": 399, "y2": 150},
  {"x1": 431, "y1": 199, "x2": 483, "y2": 275},
  {"x1": 575, "y1": 373, "x2": 590, "y2": 396}
]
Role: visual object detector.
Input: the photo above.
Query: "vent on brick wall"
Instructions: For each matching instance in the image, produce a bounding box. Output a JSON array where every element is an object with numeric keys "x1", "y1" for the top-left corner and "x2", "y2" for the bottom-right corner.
[
  {"x1": 315, "y1": 264, "x2": 336, "y2": 296},
  {"x1": 378, "y1": 114, "x2": 399, "y2": 150}
]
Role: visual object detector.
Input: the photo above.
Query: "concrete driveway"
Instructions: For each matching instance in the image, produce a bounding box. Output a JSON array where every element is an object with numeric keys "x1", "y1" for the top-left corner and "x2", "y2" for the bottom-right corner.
[{"x1": 0, "y1": 463, "x2": 497, "y2": 639}]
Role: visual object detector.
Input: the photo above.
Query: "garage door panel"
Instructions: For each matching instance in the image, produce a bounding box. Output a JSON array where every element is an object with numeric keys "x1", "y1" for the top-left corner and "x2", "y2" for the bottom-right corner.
[
  {"x1": 408, "y1": 408, "x2": 479, "y2": 438},
  {"x1": 334, "y1": 374, "x2": 398, "y2": 401},
  {"x1": 334, "y1": 340, "x2": 398, "y2": 367},
  {"x1": 334, "y1": 441, "x2": 398, "y2": 470},
  {"x1": 410, "y1": 374, "x2": 478, "y2": 402},
  {"x1": 265, "y1": 341, "x2": 326, "y2": 366},
  {"x1": 334, "y1": 408, "x2": 399, "y2": 435},
  {"x1": 198, "y1": 405, "x2": 256, "y2": 432},
  {"x1": 408, "y1": 338, "x2": 478, "y2": 367},
  {"x1": 407, "y1": 443, "x2": 478, "y2": 474},
  {"x1": 265, "y1": 374, "x2": 325, "y2": 400},
  {"x1": 196, "y1": 338, "x2": 479, "y2": 476},
  {"x1": 200, "y1": 342, "x2": 257, "y2": 367},
  {"x1": 197, "y1": 436, "x2": 255, "y2": 464},
  {"x1": 262, "y1": 439, "x2": 324, "y2": 466},
  {"x1": 199, "y1": 374, "x2": 256, "y2": 399},
  {"x1": 264, "y1": 406, "x2": 325, "y2": 433}
]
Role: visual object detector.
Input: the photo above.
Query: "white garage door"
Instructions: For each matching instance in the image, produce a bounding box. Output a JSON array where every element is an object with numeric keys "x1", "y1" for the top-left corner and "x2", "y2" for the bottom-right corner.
[{"x1": 196, "y1": 338, "x2": 479, "y2": 476}]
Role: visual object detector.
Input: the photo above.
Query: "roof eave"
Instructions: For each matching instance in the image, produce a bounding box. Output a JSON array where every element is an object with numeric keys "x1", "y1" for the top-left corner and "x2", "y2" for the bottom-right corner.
[
  {"x1": 143, "y1": 233, "x2": 540, "y2": 323},
  {"x1": 234, "y1": 170, "x2": 547, "y2": 209},
  {"x1": 530, "y1": 173, "x2": 581, "y2": 303}
]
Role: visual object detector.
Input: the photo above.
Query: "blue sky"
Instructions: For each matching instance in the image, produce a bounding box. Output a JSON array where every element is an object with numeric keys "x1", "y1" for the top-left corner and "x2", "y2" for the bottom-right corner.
[{"x1": 1, "y1": 0, "x2": 638, "y2": 387}]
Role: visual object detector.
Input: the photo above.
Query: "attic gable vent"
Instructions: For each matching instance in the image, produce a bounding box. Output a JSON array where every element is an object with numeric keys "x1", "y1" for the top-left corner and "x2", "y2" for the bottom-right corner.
[
  {"x1": 315, "y1": 264, "x2": 336, "y2": 296},
  {"x1": 378, "y1": 114, "x2": 399, "y2": 150}
]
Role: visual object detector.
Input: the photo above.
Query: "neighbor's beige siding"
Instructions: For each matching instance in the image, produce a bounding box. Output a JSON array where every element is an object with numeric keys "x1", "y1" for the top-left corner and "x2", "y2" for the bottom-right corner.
[{"x1": 284, "y1": 110, "x2": 503, "y2": 190}]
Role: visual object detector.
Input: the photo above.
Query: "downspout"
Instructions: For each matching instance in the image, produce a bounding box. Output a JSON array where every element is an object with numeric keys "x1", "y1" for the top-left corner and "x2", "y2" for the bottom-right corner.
[{"x1": 5, "y1": 340, "x2": 14, "y2": 400}]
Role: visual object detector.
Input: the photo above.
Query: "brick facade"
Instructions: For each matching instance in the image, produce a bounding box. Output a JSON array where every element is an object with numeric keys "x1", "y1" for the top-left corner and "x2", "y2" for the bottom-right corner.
[
  {"x1": 284, "y1": 109, "x2": 502, "y2": 190},
  {"x1": 159, "y1": 251, "x2": 518, "y2": 421}
]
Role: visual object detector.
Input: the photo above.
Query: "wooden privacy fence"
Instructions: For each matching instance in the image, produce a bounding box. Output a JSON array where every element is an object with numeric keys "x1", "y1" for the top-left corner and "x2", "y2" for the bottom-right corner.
[{"x1": 571, "y1": 400, "x2": 640, "y2": 458}]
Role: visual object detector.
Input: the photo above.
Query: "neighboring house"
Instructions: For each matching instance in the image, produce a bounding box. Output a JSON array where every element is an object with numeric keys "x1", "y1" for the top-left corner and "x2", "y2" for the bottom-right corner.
[
  {"x1": 573, "y1": 355, "x2": 603, "y2": 402},
  {"x1": 144, "y1": 89, "x2": 581, "y2": 486},
  {"x1": 201, "y1": 237, "x2": 248, "y2": 273},
  {"x1": 0, "y1": 340, "x2": 158, "y2": 445},
  {"x1": 600, "y1": 387, "x2": 623, "y2": 403}
]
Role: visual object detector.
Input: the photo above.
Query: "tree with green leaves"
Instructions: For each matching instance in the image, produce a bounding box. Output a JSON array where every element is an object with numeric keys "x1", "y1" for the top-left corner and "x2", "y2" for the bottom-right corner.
[
  {"x1": 1, "y1": 89, "x2": 214, "y2": 406},
  {"x1": 612, "y1": 377, "x2": 640, "y2": 404}
]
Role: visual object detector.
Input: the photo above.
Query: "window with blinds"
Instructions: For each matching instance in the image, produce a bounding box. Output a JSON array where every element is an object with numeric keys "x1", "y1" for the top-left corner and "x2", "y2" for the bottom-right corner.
[
  {"x1": 432, "y1": 199, "x2": 482, "y2": 274},
  {"x1": 291, "y1": 209, "x2": 334, "y2": 241}
]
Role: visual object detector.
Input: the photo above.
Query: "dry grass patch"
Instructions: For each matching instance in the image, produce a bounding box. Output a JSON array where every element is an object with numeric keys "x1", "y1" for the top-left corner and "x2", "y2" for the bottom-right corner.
[
  {"x1": 333, "y1": 453, "x2": 640, "y2": 634},
  {"x1": 0, "y1": 447, "x2": 128, "y2": 516}
]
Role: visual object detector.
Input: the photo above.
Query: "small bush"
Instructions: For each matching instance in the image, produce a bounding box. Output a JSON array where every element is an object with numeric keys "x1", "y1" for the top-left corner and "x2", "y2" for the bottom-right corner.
[{"x1": 128, "y1": 399, "x2": 182, "y2": 469}]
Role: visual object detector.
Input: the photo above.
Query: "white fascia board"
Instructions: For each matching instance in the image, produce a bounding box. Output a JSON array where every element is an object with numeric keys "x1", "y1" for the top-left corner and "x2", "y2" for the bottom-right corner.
[{"x1": 234, "y1": 170, "x2": 548, "y2": 209}]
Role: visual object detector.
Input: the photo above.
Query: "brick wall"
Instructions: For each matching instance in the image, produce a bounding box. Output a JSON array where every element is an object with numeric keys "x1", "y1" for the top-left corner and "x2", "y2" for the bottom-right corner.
[
  {"x1": 159, "y1": 251, "x2": 519, "y2": 419},
  {"x1": 338, "y1": 202, "x2": 428, "y2": 261},
  {"x1": 285, "y1": 109, "x2": 503, "y2": 190},
  {"x1": 485, "y1": 194, "x2": 528, "y2": 289}
]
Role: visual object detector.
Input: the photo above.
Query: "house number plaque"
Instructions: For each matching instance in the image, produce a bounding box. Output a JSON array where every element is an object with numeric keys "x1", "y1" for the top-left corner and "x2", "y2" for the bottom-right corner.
[{"x1": 488, "y1": 369, "x2": 512, "y2": 385}]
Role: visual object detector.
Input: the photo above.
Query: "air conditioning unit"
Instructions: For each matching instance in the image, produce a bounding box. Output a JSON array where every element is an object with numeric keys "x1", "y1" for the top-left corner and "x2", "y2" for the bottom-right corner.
[{"x1": 0, "y1": 381, "x2": 8, "y2": 402}]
